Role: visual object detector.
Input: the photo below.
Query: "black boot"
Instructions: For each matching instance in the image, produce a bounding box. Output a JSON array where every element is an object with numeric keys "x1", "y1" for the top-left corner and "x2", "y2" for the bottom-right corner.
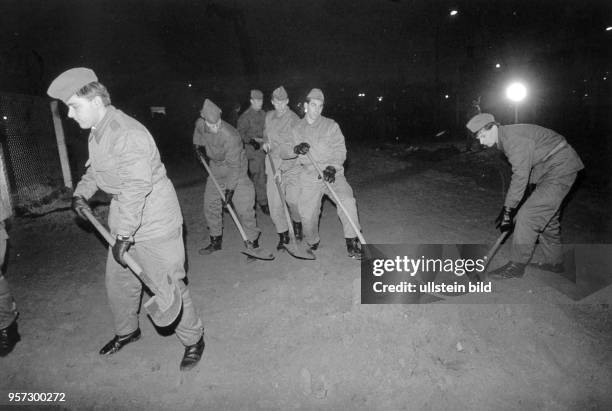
[
  {"x1": 489, "y1": 261, "x2": 526, "y2": 279},
  {"x1": 180, "y1": 336, "x2": 205, "y2": 371},
  {"x1": 277, "y1": 231, "x2": 290, "y2": 250},
  {"x1": 99, "y1": 328, "x2": 141, "y2": 355},
  {"x1": 246, "y1": 234, "x2": 260, "y2": 250},
  {"x1": 260, "y1": 204, "x2": 270, "y2": 216},
  {"x1": 292, "y1": 221, "x2": 303, "y2": 241},
  {"x1": 0, "y1": 319, "x2": 20, "y2": 357},
  {"x1": 199, "y1": 236, "x2": 222, "y2": 255},
  {"x1": 346, "y1": 237, "x2": 362, "y2": 259}
]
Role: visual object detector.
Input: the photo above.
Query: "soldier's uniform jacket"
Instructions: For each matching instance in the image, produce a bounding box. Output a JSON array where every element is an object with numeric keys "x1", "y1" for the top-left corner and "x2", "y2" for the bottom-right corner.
[
  {"x1": 498, "y1": 124, "x2": 584, "y2": 208},
  {"x1": 292, "y1": 115, "x2": 347, "y2": 175},
  {"x1": 0, "y1": 146, "x2": 12, "y2": 222},
  {"x1": 74, "y1": 106, "x2": 183, "y2": 241},
  {"x1": 237, "y1": 107, "x2": 266, "y2": 159},
  {"x1": 264, "y1": 108, "x2": 300, "y2": 174},
  {"x1": 193, "y1": 118, "x2": 248, "y2": 190}
]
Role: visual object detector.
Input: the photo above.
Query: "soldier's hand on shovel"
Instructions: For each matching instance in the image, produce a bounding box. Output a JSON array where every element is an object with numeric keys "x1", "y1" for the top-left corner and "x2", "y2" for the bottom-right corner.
[
  {"x1": 223, "y1": 189, "x2": 235, "y2": 209},
  {"x1": 112, "y1": 235, "x2": 133, "y2": 267},
  {"x1": 495, "y1": 206, "x2": 515, "y2": 233},
  {"x1": 72, "y1": 195, "x2": 92, "y2": 220}
]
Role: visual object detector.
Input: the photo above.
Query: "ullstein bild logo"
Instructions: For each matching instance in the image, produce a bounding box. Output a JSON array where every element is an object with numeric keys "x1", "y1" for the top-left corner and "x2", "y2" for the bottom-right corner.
[{"x1": 360, "y1": 244, "x2": 612, "y2": 304}]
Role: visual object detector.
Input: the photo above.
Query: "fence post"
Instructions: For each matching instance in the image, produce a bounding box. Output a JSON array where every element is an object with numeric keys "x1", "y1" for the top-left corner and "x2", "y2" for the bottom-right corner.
[{"x1": 50, "y1": 100, "x2": 72, "y2": 189}]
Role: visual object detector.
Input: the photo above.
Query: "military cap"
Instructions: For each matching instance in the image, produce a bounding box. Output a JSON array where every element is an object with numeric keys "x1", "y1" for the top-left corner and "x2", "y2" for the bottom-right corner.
[
  {"x1": 250, "y1": 89, "x2": 263, "y2": 100},
  {"x1": 466, "y1": 113, "x2": 496, "y2": 133},
  {"x1": 272, "y1": 86, "x2": 288, "y2": 101},
  {"x1": 307, "y1": 88, "x2": 324, "y2": 102},
  {"x1": 47, "y1": 68, "x2": 98, "y2": 103},
  {"x1": 200, "y1": 99, "x2": 222, "y2": 123}
]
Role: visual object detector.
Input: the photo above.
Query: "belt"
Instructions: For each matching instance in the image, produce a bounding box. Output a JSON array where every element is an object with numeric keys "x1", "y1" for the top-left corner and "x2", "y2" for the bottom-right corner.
[{"x1": 542, "y1": 141, "x2": 567, "y2": 162}]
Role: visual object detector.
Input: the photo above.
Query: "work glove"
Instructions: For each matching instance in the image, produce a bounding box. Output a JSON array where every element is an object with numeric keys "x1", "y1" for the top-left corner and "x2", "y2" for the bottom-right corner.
[
  {"x1": 495, "y1": 206, "x2": 515, "y2": 233},
  {"x1": 223, "y1": 189, "x2": 235, "y2": 208},
  {"x1": 71, "y1": 195, "x2": 92, "y2": 220},
  {"x1": 248, "y1": 139, "x2": 261, "y2": 150},
  {"x1": 322, "y1": 165, "x2": 336, "y2": 183},
  {"x1": 293, "y1": 142, "x2": 310, "y2": 155},
  {"x1": 112, "y1": 235, "x2": 133, "y2": 267}
]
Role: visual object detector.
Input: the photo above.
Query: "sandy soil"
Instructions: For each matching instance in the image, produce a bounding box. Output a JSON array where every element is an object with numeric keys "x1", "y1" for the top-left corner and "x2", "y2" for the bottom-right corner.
[{"x1": 1, "y1": 142, "x2": 611, "y2": 410}]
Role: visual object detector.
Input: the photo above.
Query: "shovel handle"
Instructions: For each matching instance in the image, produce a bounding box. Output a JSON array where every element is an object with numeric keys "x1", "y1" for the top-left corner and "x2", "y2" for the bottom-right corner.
[
  {"x1": 305, "y1": 151, "x2": 367, "y2": 245},
  {"x1": 266, "y1": 153, "x2": 299, "y2": 241},
  {"x1": 483, "y1": 231, "x2": 510, "y2": 272},
  {"x1": 81, "y1": 208, "x2": 160, "y2": 295},
  {"x1": 196, "y1": 154, "x2": 249, "y2": 242}
]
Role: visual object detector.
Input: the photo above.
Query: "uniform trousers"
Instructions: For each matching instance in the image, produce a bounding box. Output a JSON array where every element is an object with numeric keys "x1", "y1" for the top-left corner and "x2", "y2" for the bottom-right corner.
[{"x1": 105, "y1": 226, "x2": 203, "y2": 346}]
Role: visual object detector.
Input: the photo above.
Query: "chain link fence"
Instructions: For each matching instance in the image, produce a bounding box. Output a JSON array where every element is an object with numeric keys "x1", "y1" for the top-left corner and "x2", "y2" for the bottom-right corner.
[{"x1": 0, "y1": 92, "x2": 71, "y2": 216}]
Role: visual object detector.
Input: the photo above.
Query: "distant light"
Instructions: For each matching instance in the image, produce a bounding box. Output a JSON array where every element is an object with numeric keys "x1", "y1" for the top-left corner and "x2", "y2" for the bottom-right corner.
[
  {"x1": 495, "y1": 63, "x2": 501, "y2": 68},
  {"x1": 358, "y1": 93, "x2": 366, "y2": 98},
  {"x1": 444, "y1": 94, "x2": 449, "y2": 99},
  {"x1": 584, "y1": 93, "x2": 588, "y2": 97},
  {"x1": 506, "y1": 82, "x2": 527, "y2": 102},
  {"x1": 449, "y1": 9, "x2": 458, "y2": 16},
  {"x1": 606, "y1": 26, "x2": 612, "y2": 31},
  {"x1": 604, "y1": 77, "x2": 608, "y2": 81},
  {"x1": 187, "y1": 83, "x2": 192, "y2": 88},
  {"x1": 377, "y1": 96, "x2": 383, "y2": 102},
  {"x1": 2, "y1": 116, "x2": 6, "y2": 120}
]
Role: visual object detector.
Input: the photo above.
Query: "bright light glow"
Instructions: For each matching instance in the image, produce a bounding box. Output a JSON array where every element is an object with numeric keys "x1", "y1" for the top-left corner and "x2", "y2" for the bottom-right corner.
[
  {"x1": 2, "y1": 116, "x2": 7, "y2": 120},
  {"x1": 377, "y1": 96, "x2": 383, "y2": 102},
  {"x1": 606, "y1": 26, "x2": 612, "y2": 31},
  {"x1": 444, "y1": 94, "x2": 449, "y2": 99},
  {"x1": 495, "y1": 63, "x2": 501, "y2": 68},
  {"x1": 187, "y1": 83, "x2": 192, "y2": 87},
  {"x1": 358, "y1": 93, "x2": 366, "y2": 98},
  {"x1": 506, "y1": 82, "x2": 527, "y2": 102},
  {"x1": 604, "y1": 77, "x2": 608, "y2": 81},
  {"x1": 449, "y1": 9, "x2": 458, "y2": 16}
]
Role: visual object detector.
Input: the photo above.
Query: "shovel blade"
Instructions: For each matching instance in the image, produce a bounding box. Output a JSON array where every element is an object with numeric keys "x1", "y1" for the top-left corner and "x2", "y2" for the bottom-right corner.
[
  {"x1": 143, "y1": 278, "x2": 182, "y2": 327},
  {"x1": 285, "y1": 243, "x2": 316, "y2": 260},
  {"x1": 241, "y1": 246, "x2": 275, "y2": 260}
]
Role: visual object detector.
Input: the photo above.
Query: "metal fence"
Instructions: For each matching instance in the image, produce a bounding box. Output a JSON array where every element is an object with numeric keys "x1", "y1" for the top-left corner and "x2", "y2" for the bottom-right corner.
[{"x1": 0, "y1": 92, "x2": 69, "y2": 215}]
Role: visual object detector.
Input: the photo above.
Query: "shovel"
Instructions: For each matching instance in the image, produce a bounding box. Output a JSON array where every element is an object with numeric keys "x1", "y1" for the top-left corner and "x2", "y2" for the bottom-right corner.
[
  {"x1": 81, "y1": 208, "x2": 182, "y2": 327},
  {"x1": 197, "y1": 154, "x2": 274, "y2": 261},
  {"x1": 478, "y1": 231, "x2": 510, "y2": 281},
  {"x1": 266, "y1": 152, "x2": 315, "y2": 260},
  {"x1": 305, "y1": 151, "x2": 367, "y2": 247}
]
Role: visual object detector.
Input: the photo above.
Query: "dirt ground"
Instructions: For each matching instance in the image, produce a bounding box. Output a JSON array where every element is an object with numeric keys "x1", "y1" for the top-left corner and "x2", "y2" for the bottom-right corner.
[{"x1": 1, "y1": 141, "x2": 611, "y2": 410}]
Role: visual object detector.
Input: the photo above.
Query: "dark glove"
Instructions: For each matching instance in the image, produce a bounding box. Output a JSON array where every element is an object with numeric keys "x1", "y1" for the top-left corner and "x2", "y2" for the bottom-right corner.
[
  {"x1": 248, "y1": 139, "x2": 261, "y2": 150},
  {"x1": 495, "y1": 206, "x2": 515, "y2": 233},
  {"x1": 293, "y1": 142, "x2": 310, "y2": 155},
  {"x1": 71, "y1": 195, "x2": 92, "y2": 220},
  {"x1": 223, "y1": 189, "x2": 235, "y2": 208},
  {"x1": 112, "y1": 235, "x2": 133, "y2": 267},
  {"x1": 322, "y1": 165, "x2": 336, "y2": 183}
]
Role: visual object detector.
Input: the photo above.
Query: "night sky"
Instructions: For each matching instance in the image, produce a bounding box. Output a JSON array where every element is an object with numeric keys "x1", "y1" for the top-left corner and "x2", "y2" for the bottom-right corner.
[{"x1": 1, "y1": 0, "x2": 610, "y2": 125}]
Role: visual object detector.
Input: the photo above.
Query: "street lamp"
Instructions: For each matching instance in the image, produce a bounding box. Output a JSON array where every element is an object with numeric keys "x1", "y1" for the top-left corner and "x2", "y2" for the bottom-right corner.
[{"x1": 506, "y1": 82, "x2": 527, "y2": 123}]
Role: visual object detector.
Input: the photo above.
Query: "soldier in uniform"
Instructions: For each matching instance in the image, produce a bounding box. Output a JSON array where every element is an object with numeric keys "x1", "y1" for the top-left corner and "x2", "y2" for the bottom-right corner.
[
  {"x1": 262, "y1": 86, "x2": 302, "y2": 250},
  {"x1": 193, "y1": 99, "x2": 262, "y2": 254},
  {"x1": 237, "y1": 90, "x2": 269, "y2": 215},
  {"x1": 0, "y1": 146, "x2": 19, "y2": 357},
  {"x1": 291, "y1": 88, "x2": 363, "y2": 259},
  {"x1": 48, "y1": 68, "x2": 204, "y2": 371},
  {"x1": 467, "y1": 113, "x2": 584, "y2": 279}
]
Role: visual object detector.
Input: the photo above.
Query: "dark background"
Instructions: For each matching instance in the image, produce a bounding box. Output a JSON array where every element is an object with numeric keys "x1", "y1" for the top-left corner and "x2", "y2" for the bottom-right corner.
[{"x1": 1, "y1": 0, "x2": 610, "y2": 168}]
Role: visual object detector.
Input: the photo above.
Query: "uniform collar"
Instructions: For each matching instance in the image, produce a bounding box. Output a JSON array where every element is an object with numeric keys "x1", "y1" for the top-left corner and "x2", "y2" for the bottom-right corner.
[
  {"x1": 496, "y1": 125, "x2": 506, "y2": 151},
  {"x1": 90, "y1": 105, "x2": 117, "y2": 143}
]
